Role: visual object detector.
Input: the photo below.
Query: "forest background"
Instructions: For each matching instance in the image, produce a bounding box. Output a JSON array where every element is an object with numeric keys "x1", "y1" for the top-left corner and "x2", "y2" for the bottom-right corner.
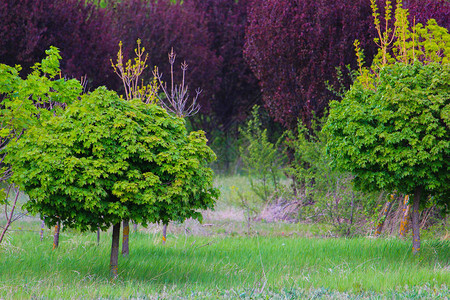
[
  {"x1": 1, "y1": 0, "x2": 449, "y2": 236},
  {"x1": 0, "y1": 0, "x2": 449, "y2": 297}
]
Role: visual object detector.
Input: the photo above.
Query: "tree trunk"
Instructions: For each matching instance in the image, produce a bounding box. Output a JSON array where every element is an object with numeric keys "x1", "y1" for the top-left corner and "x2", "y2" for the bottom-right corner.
[
  {"x1": 162, "y1": 224, "x2": 167, "y2": 245},
  {"x1": 375, "y1": 194, "x2": 394, "y2": 236},
  {"x1": 0, "y1": 188, "x2": 19, "y2": 245},
  {"x1": 110, "y1": 222, "x2": 121, "y2": 279},
  {"x1": 40, "y1": 219, "x2": 45, "y2": 242},
  {"x1": 399, "y1": 195, "x2": 411, "y2": 238},
  {"x1": 411, "y1": 187, "x2": 422, "y2": 255},
  {"x1": 122, "y1": 220, "x2": 129, "y2": 256},
  {"x1": 347, "y1": 192, "x2": 355, "y2": 237},
  {"x1": 52, "y1": 221, "x2": 61, "y2": 250},
  {"x1": 97, "y1": 227, "x2": 100, "y2": 246}
]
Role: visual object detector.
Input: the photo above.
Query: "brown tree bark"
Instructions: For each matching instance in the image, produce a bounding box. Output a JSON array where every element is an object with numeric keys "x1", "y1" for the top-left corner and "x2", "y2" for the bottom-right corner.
[
  {"x1": 162, "y1": 224, "x2": 167, "y2": 245},
  {"x1": 399, "y1": 195, "x2": 411, "y2": 238},
  {"x1": 52, "y1": 221, "x2": 61, "y2": 250},
  {"x1": 122, "y1": 219, "x2": 129, "y2": 256},
  {"x1": 411, "y1": 187, "x2": 422, "y2": 255},
  {"x1": 110, "y1": 222, "x2": 121, "y2": 279},
  {"x1": 374, "y1": 194, "x2": 394, "y2": 236}
]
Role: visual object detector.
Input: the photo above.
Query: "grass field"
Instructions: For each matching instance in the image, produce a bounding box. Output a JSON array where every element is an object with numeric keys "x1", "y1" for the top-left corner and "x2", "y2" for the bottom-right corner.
[
  {"x1": 1, "y1": 176, "x2": 449, "y2": 299},
  {"x1": 0, "y1": 220, "x2": 449, "y2": 299}
]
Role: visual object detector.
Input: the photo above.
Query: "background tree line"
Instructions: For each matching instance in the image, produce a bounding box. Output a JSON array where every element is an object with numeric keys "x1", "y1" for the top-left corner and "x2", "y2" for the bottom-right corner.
[
  {"x1": 1, "y1": 0, "x2": 448, "y2": 150},
  {"x1": 0, "y1": 0, "x2": 448, "y2": 259}
]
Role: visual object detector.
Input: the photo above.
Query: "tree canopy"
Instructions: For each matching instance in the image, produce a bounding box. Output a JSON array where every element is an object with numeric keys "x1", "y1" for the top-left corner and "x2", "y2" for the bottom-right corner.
[
  {"x1": 6, "y1": 87, "x2": 219, "y2": 232},
  {"x1": 325, "y1": 2, "x2": 450, "y2": 253},
  {"x1": 325, "y1": 62, "x2": 450, "y2": 199}
]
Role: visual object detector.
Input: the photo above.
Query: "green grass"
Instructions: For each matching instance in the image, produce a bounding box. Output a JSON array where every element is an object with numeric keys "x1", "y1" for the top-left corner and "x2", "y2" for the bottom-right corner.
[
  {"x1": 1, "y1": 222, "x2": 449, "y2": 299},
  {"x1": 1, "y1": 175, "x2": 449, "y2": 298}
]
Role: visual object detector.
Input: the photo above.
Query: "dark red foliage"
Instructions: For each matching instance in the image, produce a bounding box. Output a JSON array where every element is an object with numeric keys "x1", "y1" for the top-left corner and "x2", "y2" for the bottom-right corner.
[
  {"x1": 404, "y1": 0, "x2": 450, "y2": 29},
  {"x1": 188, "y1": 0, "x2": 260, "y2": 129},
  {"x1": 244, "y1": 0, "x2": 377, "y2": 128},
  {"x1": 0, "y1": 0, "x2": 117, "y2": 88},
  {"x1": 110, "y1": 0, "x2": 221, "y2": 115}
]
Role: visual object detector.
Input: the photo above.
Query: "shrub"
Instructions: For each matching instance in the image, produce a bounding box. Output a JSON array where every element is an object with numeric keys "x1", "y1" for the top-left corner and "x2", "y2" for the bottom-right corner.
[{"x1": 239, "y1": 106, "x2": 284, "y2": 202}]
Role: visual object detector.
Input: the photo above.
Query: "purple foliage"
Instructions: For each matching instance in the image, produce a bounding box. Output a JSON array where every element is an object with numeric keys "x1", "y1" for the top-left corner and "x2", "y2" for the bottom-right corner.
[
  {"x1": 244, "y1": 0, "x2": 377, "y2": 128},
  {"x1": 188, "y1": 0, "x2": 260, "y2": 129},
  {"x1": 110, "y1": 0, "x2": 221, "y2": 115},
  {"x1": 404, "y1": 0, "x2": 450, "y2": 29},
  {"x1": 0, "y1": 0, "x2": 117, "y2": 88}
]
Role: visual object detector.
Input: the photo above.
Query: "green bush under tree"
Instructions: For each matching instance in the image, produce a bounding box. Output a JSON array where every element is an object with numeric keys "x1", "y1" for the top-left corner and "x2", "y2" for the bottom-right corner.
[{"x1": 5, "y1": 50, "x2": 219, "y2": 277}]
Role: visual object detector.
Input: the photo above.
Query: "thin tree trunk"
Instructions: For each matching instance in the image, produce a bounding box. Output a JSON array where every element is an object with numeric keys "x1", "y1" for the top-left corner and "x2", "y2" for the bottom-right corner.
[
  {"x1": 347, "y1": 192, "x2": 355, "y2": 237},
  {"x1": 0, "y1": 189, "x2": 19, "y2": 245},
  {"x1": 122, "y1": 220, "x2": 129, "y2": 256},
  {"x1": 52, "y1": 221, "x2": 61, "y2": 250},
  {"x1": 97, "y1": 227, "x2": 100, "y2": 246},
  {"x1": 40, "y1": 218, "x2": 45, "y2": 242},
  {"x1": 411, "y1": 187, "x2": 422, "y2": 255},
  {"x1": 291, "y1": 175, "x2": 297, "y2": 197},
  {"x1": 399, "y1": 195, "x2": 411, "y2": 238},
  {"x1": 162, "y1": 224, "x2": 167, "y2": 245},
  {"x1": 375, "y1": 194, "x2": 394, "y2": 236},
  {"x1": 110, "y1": 222, "x2": 121, "y2": 279}
]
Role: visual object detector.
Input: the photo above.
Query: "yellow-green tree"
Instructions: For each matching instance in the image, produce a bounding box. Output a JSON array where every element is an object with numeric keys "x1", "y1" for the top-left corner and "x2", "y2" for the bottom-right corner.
[
  {"x1": 325, "y1": 1, "x2": 450, "y2": 254},
  {"x1": 7, "y1": 84, "x2": 218, "y2": 277}
]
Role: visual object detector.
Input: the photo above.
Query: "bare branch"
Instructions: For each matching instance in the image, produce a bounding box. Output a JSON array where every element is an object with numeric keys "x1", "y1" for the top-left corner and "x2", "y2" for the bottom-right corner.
[{"x1": 152, "y1": 50, "x2": 201, "y2": 118}]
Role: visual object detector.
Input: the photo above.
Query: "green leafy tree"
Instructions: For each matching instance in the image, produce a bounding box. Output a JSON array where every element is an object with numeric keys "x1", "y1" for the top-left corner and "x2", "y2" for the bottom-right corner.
[
  {"x1": 6, "y1": 87, "x2": 218, "y2": 277},
  {"x1": 325, "y1": 1, "x2": 450, "y2": 251},
  {"x1": 0, "y1": 47, "x2": 82, "y2": 244}
]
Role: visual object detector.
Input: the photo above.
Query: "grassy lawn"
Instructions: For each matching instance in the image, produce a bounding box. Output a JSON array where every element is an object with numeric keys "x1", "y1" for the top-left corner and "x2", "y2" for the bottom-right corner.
[
  {"x1": 0, "y1": 220, "x2": 449, "y2": 299},
  {"x1": 1, "y1": 176, "x2": 449, "y2": 298}
]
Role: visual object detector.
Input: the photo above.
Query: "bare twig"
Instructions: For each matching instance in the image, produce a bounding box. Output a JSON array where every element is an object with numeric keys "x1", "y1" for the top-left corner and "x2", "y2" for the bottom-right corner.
[
  {"x1": 152, "y1": 48, "x2": 201, "y2": 117},
  {"x1": 0, "y1": 185, "x2": 20, "y2": 244}
]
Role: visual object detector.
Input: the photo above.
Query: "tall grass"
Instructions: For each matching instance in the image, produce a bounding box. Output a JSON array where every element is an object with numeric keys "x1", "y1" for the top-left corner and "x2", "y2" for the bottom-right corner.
[
  {"x1": 1, "y1": 175, "x2": 449, "y2": 298},
  {"x1": 1, "y1": 225, "x2": 448, "y2": 299}
]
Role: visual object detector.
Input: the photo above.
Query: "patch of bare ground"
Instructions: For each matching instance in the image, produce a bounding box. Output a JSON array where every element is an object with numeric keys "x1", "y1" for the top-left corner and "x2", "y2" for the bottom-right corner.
[{"x1": 255, "y1": 197, "x2": 301, "y2": 223}]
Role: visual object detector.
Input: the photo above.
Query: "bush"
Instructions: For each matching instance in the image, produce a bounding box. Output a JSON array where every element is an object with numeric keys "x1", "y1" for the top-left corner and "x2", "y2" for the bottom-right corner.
[
  {"x1": 285, "y1": 117, "x2": 379, "y2": 236},
  {"x1": 239, "y1": 106, "x2": 284, "y2": 202}
]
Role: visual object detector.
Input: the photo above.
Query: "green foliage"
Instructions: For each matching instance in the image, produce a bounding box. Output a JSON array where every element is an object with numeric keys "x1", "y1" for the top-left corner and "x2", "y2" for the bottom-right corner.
[
  {"x1": 239, "y1": 106, "x2": 283, "y2": 201},
  {"x1": 0, "y1": 47, "x2": 82, "y2": 137},
  {"x1": 6, "y1": 87, "x2": 219, "y2": 231},
  {"x1": 356, "y1": 2, "x2": 450, "y2": 88},
  {"x1": 325, "y1": 62, "x2": 449, "y2": 205},
  {"x1": 0, "y1": 47, "x2": 82, "y2": 205},
  {"x1": 327, "y1": 4, "x2": 450, "y2": 213},
  {"x1": 285, "y1": 117, "x2": 376, "y2": 236}
]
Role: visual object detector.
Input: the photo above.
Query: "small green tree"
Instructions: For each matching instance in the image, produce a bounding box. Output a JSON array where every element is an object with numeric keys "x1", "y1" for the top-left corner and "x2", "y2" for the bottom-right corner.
[
  {"x1": 325, "y1": 2, "x2": 450, "y2": 252},
  {"x1": 285, "y1": 117, "x2": 375, "y2": 236},
  {"x1": 6, "y1": 87, "x2": 218, "y2": 277},
  {"x1": 239, "y1": 105, "x2": 283, "y2": 202}
]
